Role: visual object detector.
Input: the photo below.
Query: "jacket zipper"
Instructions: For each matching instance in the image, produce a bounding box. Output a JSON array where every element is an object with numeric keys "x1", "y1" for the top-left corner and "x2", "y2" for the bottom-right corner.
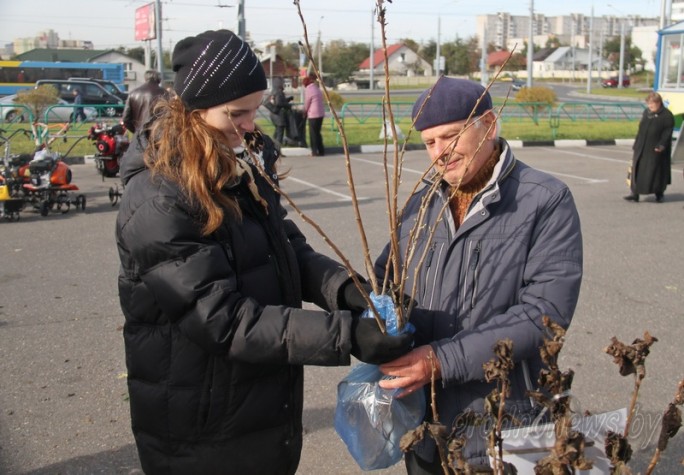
[
  {"x1": 421, "y1": 243, "x2": 436, "y2": 302},
  {"x1": 470, "y1": 241, "x2": 481, "y2": 309}
]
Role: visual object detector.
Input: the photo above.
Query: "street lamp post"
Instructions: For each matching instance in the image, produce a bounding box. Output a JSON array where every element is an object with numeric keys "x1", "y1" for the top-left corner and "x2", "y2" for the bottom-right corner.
[
  {"x1": 317, "y1": 16, "x2": 324, "y2": 78},
  {"x1": 155, "y1": 0, "x2": 163, "y2": 78},
  {"x1": 587, "y1": 7, "x2": 594, "y2": 94},
  {"x1": 618, "y1": 20, "x2": 626, "y2": 89},
  {"x1": 527, "y1": 0, "x2": 534, "y2": 88},
  {"x1": 608, "y1": 4, "x2": 628, "y2": 90},
  {"x1": 237, "y1": 0, "x2": 245, "y2": 41},
  {"x1": 369, "y1": 10, "x2": 374, "y2": 90}
]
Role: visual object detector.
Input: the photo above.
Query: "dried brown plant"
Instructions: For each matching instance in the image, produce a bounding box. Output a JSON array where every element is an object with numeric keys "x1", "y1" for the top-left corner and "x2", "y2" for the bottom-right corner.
[
  {"x1": 482, "y1": 339, "x2": 515, "y2": 474},
  {"x1": 645, "y1": 379, "x2": 684, "y2": 475},
  {"x1": 604, "y1": 332, "x2": 658, "y2": 438},
  {"x1": 532, "y1": 316, "x2": 593, "y2": 474}
]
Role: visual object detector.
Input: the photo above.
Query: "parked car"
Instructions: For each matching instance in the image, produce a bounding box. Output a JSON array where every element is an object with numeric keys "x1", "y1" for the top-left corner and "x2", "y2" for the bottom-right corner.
[
  {"x1": 35, "y1": 79, "x2": 125, "y2": 117},
  {"x1": 0, "y1": 94, "x2": 97, "y2": 123},
  {"x1": 67, "y1": 77, "x2": 128, "y2": 101},
  {"x1": 601, "y1": 76, "x2": 631, "y2": 88},
  {"x1": 511, "y1": 79, "x2": 525, "y2": 91}
]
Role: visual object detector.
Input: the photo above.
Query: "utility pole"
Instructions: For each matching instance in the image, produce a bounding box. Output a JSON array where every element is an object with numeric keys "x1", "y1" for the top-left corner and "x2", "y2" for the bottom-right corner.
[
  {"x1": 155, "y1": 0, "x2": 163, "y2": 78},
  {"x1": 618, "y1": 20, "x2": 626, "y2": 89},
  {"x1": 571, "y1": 15, "x2": 576, "y2": 81},
  {"x1": 316, "y1": 16, "x2": 323, "y2": 80},
  {"x1": 660, "y1": 0, "x2": 669, "y2": 29},
  {"x1": 369, "y1": 10, "x2": 374, "y2": 90},
  {"x1": 237, "y1": 0, "x2": 245, "y2": 41},
  {"x1": 435, "y1": 16, "x2": 442, "y2": 76},
  {"x1": 598, "y1": 26, "x2": 604, "y2": 83},
  {"x1": 587, "y1": 7, "x2": 594, "y2": 94},
  {"x1": 526, "y1": 0, "x2": 534, "y2": 88},
  {"x1": 480, "y1": 26, "x2": 487, "y2": 86}
]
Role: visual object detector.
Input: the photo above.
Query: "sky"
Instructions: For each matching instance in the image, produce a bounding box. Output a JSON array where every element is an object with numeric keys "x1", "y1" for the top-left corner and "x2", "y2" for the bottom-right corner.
[{"x1": 0, "y1": 0, "x2": 666, "y2": 52}]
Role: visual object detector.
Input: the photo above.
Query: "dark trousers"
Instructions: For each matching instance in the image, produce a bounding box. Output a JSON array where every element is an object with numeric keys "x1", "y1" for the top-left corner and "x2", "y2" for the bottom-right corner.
[
  {"x1": 308, "y1": 117, "x2": 325, "y2": 156},
  {"x1": 274, "y1": 125, "x2": 286, "y2": 145},
  {"x1": 71, "y1": 108, "x2": 86, "y2": 123}
]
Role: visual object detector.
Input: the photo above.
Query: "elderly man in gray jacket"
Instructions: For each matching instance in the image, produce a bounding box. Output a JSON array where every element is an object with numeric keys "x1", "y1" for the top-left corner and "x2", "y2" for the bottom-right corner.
[{"x1": 372, "y1": 78, "x2": 583, "y2": 473}]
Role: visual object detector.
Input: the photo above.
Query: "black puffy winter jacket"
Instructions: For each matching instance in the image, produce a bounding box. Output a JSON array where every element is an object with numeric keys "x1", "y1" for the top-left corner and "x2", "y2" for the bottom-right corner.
[{"x1": 116, "y1": 133, "x2": 353, "y2": 474}]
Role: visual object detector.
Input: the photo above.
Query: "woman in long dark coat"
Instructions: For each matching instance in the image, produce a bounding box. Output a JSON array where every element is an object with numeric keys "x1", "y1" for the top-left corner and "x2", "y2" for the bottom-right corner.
[{"x1": 625, "y1": 92, "x2": 674, "y2": 203}]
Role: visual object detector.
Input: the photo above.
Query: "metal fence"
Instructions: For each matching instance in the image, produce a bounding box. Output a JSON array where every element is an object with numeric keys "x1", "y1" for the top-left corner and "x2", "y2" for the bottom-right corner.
[
  {"x1": 325, "y1": 100, "x2": 646, "y2": 142},
  {"x1": 0, "y1": 103, "x2": 124, "y2": 126},
  {"x1": 335, "y1": 101, "x2": 645, "y2": 125}
]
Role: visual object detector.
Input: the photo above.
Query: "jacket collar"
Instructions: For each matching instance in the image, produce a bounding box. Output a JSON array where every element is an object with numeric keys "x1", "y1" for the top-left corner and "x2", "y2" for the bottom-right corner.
[
  {"x1": 438, "y1": 138, "x2": 516, "y2": 237},
  {"x1": 464, "y1": 138, "x2": 516, "y2": 219}
]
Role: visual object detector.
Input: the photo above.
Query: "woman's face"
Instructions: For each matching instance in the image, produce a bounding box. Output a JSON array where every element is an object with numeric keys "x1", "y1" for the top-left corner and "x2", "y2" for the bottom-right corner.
[
  {"x1": 646, "y1": 99, "x2": 662, "y2": 113},
  {"x1": 200, "y1": 90, "x2": 265, "y2": 148}
]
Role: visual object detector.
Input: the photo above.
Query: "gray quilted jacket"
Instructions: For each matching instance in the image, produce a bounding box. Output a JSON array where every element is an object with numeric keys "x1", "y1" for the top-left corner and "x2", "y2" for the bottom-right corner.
[{"x1": 375, "y1": 138, "x2": 583, "y2": 465}]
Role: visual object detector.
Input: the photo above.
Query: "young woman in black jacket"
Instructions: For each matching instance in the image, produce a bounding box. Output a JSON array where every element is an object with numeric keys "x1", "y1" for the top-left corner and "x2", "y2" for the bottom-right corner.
[{"x1": 115, "y1": 30, "x2": 411, "y2": 475}]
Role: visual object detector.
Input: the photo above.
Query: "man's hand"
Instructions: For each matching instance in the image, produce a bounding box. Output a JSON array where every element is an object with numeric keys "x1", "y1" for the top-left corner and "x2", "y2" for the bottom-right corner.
[{"x1": 378, "y1": 345, "x2": 441, "y2": 397}]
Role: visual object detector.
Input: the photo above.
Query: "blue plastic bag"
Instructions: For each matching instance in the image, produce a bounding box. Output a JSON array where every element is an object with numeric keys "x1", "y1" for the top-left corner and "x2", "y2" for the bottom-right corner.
[{"x1": 334, "y1": 292, "x2": 425, "y2": 470}]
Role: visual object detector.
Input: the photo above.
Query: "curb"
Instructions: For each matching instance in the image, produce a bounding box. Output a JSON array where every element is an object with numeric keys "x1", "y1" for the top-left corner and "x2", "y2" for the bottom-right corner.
[
  {"x1": 64, "y1": 139, "x2": 635, "y2": 164},
  {"x1": 280, "y1": 139, "x2": 634, "y2": 156}
]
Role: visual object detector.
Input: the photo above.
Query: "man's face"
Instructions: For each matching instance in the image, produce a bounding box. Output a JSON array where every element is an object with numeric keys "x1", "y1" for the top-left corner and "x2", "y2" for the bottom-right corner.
[{"x1": 420, "y1": 112, "x2": 496, "y2": 187}]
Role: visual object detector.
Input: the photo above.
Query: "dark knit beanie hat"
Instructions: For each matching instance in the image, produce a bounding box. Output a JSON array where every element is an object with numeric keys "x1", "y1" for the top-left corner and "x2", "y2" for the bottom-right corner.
[
  {"x1": 412, "y1": 78, "x2": 493, "y2": 131},
  {"x1": 172, "y1": 29, "x2": 267, "y2": 110}
]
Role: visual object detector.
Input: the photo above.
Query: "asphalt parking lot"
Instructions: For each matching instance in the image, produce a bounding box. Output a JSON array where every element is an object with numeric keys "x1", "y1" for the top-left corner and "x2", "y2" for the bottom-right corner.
[{"x1": 1, "y1": 144, "x2": 683, "y2": 474}]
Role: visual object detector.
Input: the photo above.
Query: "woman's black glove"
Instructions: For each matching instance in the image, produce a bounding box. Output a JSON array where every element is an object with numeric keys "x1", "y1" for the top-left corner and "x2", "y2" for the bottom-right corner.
[
  {"x1": 341, "y1": 281, "x2": 373, "y2": 312},
  {"x1": 350, "y1": 316, "x2": 414, "y2": 365}
]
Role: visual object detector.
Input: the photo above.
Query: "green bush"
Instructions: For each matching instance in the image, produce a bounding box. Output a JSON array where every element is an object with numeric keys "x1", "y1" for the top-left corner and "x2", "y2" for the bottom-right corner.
[
  {"x1": 325, "y1": 90, "x2": 345, "y2": 110},
  {"x1": 514, "y1": 86, "x2": 557, "y2": 106},
  {"x1": 16, "y1": 84, "x2": 60, "y2": 121}
]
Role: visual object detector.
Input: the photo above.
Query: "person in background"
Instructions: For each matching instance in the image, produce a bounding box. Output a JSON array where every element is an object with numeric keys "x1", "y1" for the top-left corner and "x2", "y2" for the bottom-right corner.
[
  {"x1": 624, "y1": 92, "x2": 674, "y2": 203},
  {"x1": 343, "y1": 78, "x2": 583, "y2": 473},
  {"x1": 115, "y1": 29, "x2": 412, "y2": 475},
  {"x1": 303, "y1": 73, "x2": 325, "y2": 156},
  {"x1": 122, "y1": 69, "x2": 168, "y2": 133},
  {"x1": 71, "y1": 88, "x2": 86, "y2": 123},
  {"x1": 268, "y1": 78, "x2": 293, "y2": 145}
]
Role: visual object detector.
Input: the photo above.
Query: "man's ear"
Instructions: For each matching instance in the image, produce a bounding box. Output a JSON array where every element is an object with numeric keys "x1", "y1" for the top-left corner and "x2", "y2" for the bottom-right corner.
[{"x1": 482, "y1": 111, "x2": 497, "y2": 139}]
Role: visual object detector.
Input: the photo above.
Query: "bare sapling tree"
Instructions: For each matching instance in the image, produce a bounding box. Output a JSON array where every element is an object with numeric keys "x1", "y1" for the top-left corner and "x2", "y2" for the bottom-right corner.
[{"x1": 289, "y1": 0, "x2": 515, "y2": 334}]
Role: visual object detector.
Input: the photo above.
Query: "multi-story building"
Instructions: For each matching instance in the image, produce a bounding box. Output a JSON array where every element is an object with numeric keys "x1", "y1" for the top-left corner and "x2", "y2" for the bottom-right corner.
[
  {"x1": 3, "y1": 29, "x2": 94, "y2": 57},
  {"x1": 476, "y1": 12, "x2": 659, "y2": 51},
  {"x1": 673, "y1": 0, "x2": 684, "y2": 22}
]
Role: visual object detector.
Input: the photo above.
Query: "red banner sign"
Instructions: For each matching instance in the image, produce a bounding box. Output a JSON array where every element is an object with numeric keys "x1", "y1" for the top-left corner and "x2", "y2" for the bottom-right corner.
[{"x1": 135, "y1": 3, "x2": 156, "y2": 41}]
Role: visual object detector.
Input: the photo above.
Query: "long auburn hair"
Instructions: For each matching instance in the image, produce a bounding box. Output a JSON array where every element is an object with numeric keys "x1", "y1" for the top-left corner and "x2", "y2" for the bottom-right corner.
[{"x1": 145, "y1": 95, "x2": 241, "y2": 236}]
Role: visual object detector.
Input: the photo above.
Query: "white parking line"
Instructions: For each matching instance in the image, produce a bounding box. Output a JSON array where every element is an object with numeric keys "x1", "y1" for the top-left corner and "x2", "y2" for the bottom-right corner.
[
  {"x1": 549, "y1": 147, "x2": 631, "y2": 165},
  {"x1": 354, "y1": 155, "x2": 606, "y2": 184},
  {"x1": 352, "y1": 156, "x2": 426, "y2": 175},
  {"x1": 544, "y1": 146, "x2": 684, "y2": 175},
  {"x1": 535, "y1": 168, "x2": 608, "y2": 184},
  {"x1": 287, "y1": 176, "x2": 367, "y2": 201}
]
